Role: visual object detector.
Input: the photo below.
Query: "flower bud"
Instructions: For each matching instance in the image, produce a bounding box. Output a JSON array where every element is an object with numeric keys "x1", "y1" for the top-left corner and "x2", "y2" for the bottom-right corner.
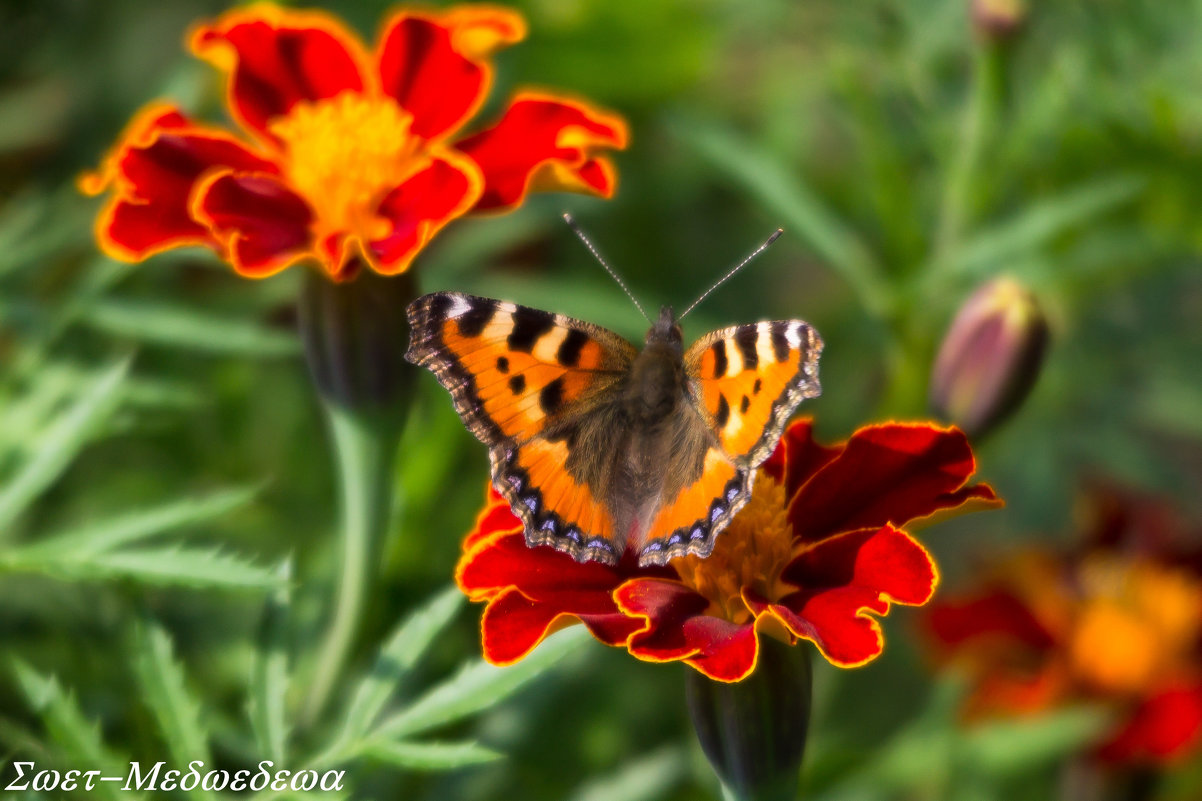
[
  {"x1": 972, "y1": 0, "x2": 1027, "y2": 40},
  {"x1": 929, "y1": 276, "x2": 1049, "y2": 438},
  {"x1": 298, "y1": 261, "x2": 418, "y2": 414},
  {"x1": 686, "y1": 637, "x2": 811, "y2": 801}
]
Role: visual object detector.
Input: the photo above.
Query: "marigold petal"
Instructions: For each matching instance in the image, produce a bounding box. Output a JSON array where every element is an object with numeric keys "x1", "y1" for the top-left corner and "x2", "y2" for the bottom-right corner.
[
  {"x1": 480, "y1": 588, "x2": 575, "y2": 665},
  {"x1": 83, "y1": 103, "x2": 277, "y2": 263},
  {"x1": 456, "y1": 528, "x2": 625, "y2": 613},
  {"x1": 775, "y1": 418, "x2": 841, "y2": 499},
  {"x1": 376, "y1": 6, "x2": 524, "y2": 140},
  {"x1": 787, "y1": 422, "x2": 986, "y2": 543},
  {"x1": 190, "y1": 5, "x2": 369, "y2": 142},
  {"x1": 1097, "y1": 682, "x2": 1202, "y2": 764},
  {"x1": 616, "y1": 579, "x2": 760, "y2": 681},
  {"x1": 191, "y1": 170, "x2": 314, "y2": 278},
  {"x1": 455, "y1": 93, "x2": 628, "y2": 213},
  {"x1": 775, "y1": 525, "x2": 938, "y2": 667},
  {"x1": 367, "y1": 150, "x2": 483, "y2": 275}
]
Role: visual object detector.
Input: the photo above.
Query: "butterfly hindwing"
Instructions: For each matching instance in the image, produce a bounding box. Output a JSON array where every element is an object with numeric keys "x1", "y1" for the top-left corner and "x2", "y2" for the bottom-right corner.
[
  {"x1": 406, "y1": 292, "x2": 636, "y2": 564},
  {"x1": 635, "y1": 320, "x2": 822, "y2": 566}
]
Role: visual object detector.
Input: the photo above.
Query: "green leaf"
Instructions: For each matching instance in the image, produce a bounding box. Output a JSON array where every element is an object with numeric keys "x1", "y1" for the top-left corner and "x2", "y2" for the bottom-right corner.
[
  {"x1": 11, "y1": 660, "x2": 129, "y2": 800},
  {"x1": 13, "y1": 485, "x2": 260, "y2": 559},
  {"x1": 0, "y1": 358, "x2": 130, "y2": 531},
  {"x1": 374, "y1": 627, "x2": 589, "y2": 740},
  {"x1": 130, "y1": 622, "x2": 211, "y2": 771},
  {"x1": 361, "y1": 740, "x2": 502, "y2": 771},
  {"x1": 672, "y1": 116, "x2": 891, "y2": 318},
  {"x1": 945, "y1": 175, "x2": 1144, "y2": 278},
  {"x1": 340, "y1": 586, "x2": 464, "y2": 741},
  {"x1": 565, "y1": 746, "x2": 687, "y2": 801},
  {"x1": 248, "y1": 560, "x2": 293, "y2": 764},
  {"x1": 81, "y1": 298, "x2": 299, "y2": 357},
  {"x1": 17, "y1": 546, "x2": 284, "y2": 589}
]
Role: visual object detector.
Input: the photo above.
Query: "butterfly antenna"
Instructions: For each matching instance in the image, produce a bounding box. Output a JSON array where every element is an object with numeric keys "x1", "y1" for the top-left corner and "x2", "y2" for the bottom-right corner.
[
  {"x1": 562, "y1": 213, "x2": 650, "y2": 323},
  {"x1": 677, "y1": 228, "x2": 784, "y2": 321}
]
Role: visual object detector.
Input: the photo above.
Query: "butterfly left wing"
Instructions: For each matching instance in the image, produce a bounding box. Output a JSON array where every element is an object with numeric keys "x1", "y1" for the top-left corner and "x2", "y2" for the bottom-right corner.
[
  {"x1": 635, "y1": 320, "x2": 823, "y2": 566},
  {"x1": 406, "y1": 292, "x2": 638, "y2": 564}
]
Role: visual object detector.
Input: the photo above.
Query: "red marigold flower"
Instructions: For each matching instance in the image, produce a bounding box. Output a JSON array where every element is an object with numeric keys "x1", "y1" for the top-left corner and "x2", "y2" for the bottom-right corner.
[
  {"x1": 456, "y1": 419, "x2": 999, "y2": 681},
  {"x1": 80, "y1": 4, "x2": 627, "y2": 281},
  {"x1": 925, "y1": 483, "x2": 1202, "y2": 766}
]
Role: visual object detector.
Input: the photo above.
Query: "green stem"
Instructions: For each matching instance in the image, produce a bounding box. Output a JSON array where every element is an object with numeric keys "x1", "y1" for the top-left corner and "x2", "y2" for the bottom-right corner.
[
  {"x1": 932, "y1": 40, "x2": 1004, "y2": 275},
  {"x1": 302, "y1": 401, "x2": 399, "y2": 725}
]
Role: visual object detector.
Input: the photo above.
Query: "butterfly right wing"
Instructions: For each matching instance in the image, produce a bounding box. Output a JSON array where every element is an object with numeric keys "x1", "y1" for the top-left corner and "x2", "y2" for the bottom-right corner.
[{"x1": 406, "y1": 292, "x2": 638, "y2": 564}]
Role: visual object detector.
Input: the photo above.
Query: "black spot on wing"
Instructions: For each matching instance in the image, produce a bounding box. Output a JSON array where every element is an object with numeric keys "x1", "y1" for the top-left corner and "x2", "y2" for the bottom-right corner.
[
  {"x1": 456, "y1": 301, "x2": 496, "y2": 337},
  {"x1": 753, "y1": 378, "x2": 762, "y2": 395},
  {"x1": 771, "y1": 323, "x2": 790, "y2": 362},
  {"x1": 710, "y1": 341, "x2": 728, "y2": 378},
  {"x1": 735, "y1": 327, "x2": 759, "y2": 370},
  {"x1": 715, "y1": 394, "x2": 730, "y2": 428},
  {"x1": 557, "y1": 328, "x2": 589, "y2": 367},
  {"x1": 508, "y1": 375, "x2": 526, "y2": 395},
  {"x1": 539, "y1": 377, "x2": 564, "y2": 415},
  {"x1": 496, "y1": 356, "x2": 509, "y2": 374},
  {"x1": 507, "y1": 307, "x2": 555, "y2": 352},
  {"x1": 740, "y1": 395, "x2": 750, "y2": 414}
]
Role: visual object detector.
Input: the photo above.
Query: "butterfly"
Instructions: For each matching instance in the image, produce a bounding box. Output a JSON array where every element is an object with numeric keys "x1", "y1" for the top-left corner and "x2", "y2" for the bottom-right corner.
[{"x1": 405, "y1": 223, "x2": 822, "y2": 567}]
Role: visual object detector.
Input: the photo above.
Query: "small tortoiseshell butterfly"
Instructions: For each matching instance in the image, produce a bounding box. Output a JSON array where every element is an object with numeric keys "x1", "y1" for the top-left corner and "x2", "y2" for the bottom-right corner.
[{"x1": 406, "y1": 220, "x2": 822, "y2": 567}]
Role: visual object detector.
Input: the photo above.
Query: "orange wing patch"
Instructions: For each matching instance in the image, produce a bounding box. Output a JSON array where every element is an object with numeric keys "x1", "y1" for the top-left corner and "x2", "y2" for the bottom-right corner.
[
  {"x1": 406, "y1": 292, "x2": 636, "y2": 448},
  {"x1": 686, "y1": 320, "x2": 822, "y2": 467},
  {"x1": 637, "y1": 447, "x2": 750, "y2": 566},
  {"x1": 495, "y1": 438, "x2": 620, "y2": 564}
]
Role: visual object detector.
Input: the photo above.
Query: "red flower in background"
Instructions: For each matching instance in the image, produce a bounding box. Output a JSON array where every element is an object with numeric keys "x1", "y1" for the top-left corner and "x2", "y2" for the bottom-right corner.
[
  {"x1": 457, "y1": 419, "x2": 999, "y2": 681},
  {"x1": 926, "y1": 483, "x2": 1202, "y2": 765},
  {"x1": 80, "y1": 4, "x2": 626, "y2": 281}
]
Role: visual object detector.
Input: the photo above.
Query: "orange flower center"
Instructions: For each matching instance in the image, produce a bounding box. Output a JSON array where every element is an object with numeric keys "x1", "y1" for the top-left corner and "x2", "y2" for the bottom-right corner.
[
  {"x1": 673, "y1": 473, "x2": 794, "y2": 625},
  {"x1": 1068, "y1": 556, "x2": 1202, "y2": 696},
  {"x1": 270, "y1": 92, "x2": 423, "y2": 242}
]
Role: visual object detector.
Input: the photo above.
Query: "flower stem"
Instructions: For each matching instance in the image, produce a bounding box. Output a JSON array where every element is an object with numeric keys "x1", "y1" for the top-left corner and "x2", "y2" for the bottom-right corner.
[
  {"x1": 295, "y1": 265, "x2": 416, "y2": 727},
  {"x1": 303, "y1": 402, "x2": 400, "y2": 725}
]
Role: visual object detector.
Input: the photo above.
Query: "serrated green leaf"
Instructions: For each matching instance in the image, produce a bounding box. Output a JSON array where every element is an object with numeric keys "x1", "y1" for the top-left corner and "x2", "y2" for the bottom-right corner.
[
  {"x1": 131, "y1": 622, "x2": 211, "y2": 771},
  {"x1": 0, "y1": 358, "x2": 131, "y2": 531},
  {"x1": 375, "y1": 627, "x2": 589, "y2": 740},
  {"x1": 340, "y1": 586, "x2": 463, "y2": 741},
  {"x1": 11, "y1": 660, "x2": 129, "y2": 801},
  {"x1": 13, "y1": 485, "x2": 260, "y2": 559},
  {"x1": 81, "y1": 298, "x2": 299, "y2": 357},
  {"x1": 565, "y1": 746, "x2": 687, "y2": 801},
  {"x1": 15, "y1": 546, "x2": 283, "y2": 589},
  {"x1": 249, "y1": 560, "x2": 293, "y2": 764},
  {"x1": 361, "y1": 740, "x2": 502, "y2": 771},
  {"x1": 87, "y1": 547, "x2": 282, "y2": 589}
]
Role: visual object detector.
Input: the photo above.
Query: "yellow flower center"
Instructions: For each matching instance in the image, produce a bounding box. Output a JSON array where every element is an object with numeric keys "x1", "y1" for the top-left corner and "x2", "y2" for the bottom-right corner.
[
  {"x1": 673, "y1": 473, "x2": 794, "y2": 625},
  {"x1": 1068, "y1": 555, "x2": 1202, "y2": 696},
  {"x1": 270, "y1": 92, "x2": 422, "y2": 242}
]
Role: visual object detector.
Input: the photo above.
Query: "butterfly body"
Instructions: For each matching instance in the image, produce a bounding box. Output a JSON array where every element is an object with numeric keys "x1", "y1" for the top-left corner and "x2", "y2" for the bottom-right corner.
[{"x1": 406, "y1": 292, "x2": 822, "y2": 566}]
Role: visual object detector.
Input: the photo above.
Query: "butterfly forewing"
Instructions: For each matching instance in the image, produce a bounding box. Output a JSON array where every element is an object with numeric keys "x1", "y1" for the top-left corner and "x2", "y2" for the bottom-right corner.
[
  {"x1": 406, "y1": 292, "x2": 637, "y2": 563},
  {"x1": 685, "y1": 320, "x2": 823, "y2": 466},
  {"x1": 635, "y1": 320, "x2": 823, "y2": 565}
]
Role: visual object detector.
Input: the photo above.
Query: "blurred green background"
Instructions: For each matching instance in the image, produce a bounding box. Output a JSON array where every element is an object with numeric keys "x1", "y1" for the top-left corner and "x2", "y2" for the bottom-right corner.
[{"x1": 1, "y1": 0, "x2": 1200, "y2": 799}]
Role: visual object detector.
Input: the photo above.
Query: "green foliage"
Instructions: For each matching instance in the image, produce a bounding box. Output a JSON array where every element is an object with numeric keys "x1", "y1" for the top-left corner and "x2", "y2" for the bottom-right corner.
[{"x1": 2, "y1": 0, "x2": 1201, "y2": 800}]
